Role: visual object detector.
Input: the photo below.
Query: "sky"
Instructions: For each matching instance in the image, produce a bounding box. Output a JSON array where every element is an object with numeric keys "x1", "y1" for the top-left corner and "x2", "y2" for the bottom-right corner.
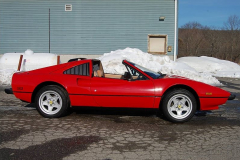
[{"x1": 179, "y1": 0, "x2": 240, "y2": 28}]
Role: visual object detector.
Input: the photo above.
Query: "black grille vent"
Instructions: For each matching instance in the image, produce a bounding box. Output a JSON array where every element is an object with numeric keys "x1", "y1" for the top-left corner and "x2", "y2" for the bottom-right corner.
[{"x1": 64, "y1": 63, "x2": 89, "y2": 76}]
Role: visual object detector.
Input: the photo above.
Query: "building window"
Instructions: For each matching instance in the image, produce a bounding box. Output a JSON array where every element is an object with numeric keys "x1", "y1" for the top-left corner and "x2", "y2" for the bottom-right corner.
[
  {"x1": 148, "y1": 35, "x2": 167, "y2": 54},
  {"x1": 64, "y1": 63, "x2": 89, "y2": 76},
  {"x1": 65, "y1": 4, "x2": 72, "y2": 11}
]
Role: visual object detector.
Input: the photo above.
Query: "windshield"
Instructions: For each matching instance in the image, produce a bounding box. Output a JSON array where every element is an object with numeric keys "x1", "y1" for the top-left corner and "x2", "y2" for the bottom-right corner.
[{"x1": 128, "y1": 61, "x2": 162, "y2": 79}]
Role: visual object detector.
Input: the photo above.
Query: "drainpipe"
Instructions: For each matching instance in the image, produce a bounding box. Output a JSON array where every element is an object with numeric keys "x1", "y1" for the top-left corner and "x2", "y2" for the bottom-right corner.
[
  {"x1": 174, "y1": 0, "x2": 178, "y2": 61},
  {"x1": 49, "y1": 8, "x2": 51, "y2": 53}
]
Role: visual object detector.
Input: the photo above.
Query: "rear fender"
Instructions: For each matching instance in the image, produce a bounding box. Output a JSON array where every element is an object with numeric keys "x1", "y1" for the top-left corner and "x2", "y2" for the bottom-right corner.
[{"x1": 31, "y1": 81, "x2": 67, "y2": 103}]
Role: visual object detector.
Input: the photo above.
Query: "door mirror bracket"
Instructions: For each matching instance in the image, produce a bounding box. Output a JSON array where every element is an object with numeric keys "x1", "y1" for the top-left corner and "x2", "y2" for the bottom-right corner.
[{"x1": 123, "y1": 72, "x2": 132, "y2": 81}]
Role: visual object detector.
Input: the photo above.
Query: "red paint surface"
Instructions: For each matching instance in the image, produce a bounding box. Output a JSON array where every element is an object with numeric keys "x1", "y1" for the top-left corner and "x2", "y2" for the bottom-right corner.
[{"x1": 11, "y1": 59, "x2": 230, "y2": 111}]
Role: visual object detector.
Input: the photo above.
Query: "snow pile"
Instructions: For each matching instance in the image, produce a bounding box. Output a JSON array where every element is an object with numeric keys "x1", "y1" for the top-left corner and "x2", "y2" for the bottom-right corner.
[
  {"x1": 177, "y1": 56, "x2": 240, "y2": 78},
  {"x1": 99, "y1": 48, "x2": 222, "y2": 86},
  {"x1": 24, "y1": 49, "x2": 34, "y2": 55},
  {"x1": 0, "y1": 50, "x2": 58, "y2": 87},
  {"x1": 1, "y1": 48, "x2": 240, "y2": 88},
  {"x1": 0, "y1": 69, "x2": 16, "y2": 88}
]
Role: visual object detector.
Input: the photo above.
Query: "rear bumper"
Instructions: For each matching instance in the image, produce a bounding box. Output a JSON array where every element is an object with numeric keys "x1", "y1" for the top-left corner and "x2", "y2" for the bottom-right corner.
[
  {"x1": 228, "y1": 94, "x2": 236, "y2": 100},
  {"x1": 13, "y1": 92, "x2": 32, "y2": 103},
  {"x1": 5, "y1": 88, "x2": 13, "y2": 94}
]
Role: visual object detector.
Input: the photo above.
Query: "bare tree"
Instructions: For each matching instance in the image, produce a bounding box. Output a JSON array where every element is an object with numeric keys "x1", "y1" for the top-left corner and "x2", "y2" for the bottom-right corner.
[
  {"x1": 178, "y1": 17, "x2": 240, "y2": 63},
  {"x1": 223, "y1": 15, "x2": 240, "y2": 62},
  {"x1": 224, "y1": 15, "x2": 240, "y2": 31},
  {"x1": 179, "y1": 22, "x2": 209, "y2": 56}
]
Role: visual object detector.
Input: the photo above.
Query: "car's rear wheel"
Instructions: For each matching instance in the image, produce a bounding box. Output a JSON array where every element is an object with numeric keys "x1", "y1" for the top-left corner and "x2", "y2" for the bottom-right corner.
[
  {"x1": 162, "y1": 89, "x2": 197, "y2": 123},
  {"x1": 35, "y1": 85, "x2": 70, "y2": 118}
]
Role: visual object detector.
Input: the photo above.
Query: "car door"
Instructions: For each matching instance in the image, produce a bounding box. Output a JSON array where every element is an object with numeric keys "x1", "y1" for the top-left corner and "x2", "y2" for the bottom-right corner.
[
  {"x1": 62, "y1": 62, "x2": 97, "y2": 107},
  {"x1": 91, "y1": 73, "x2": 155, "y2": 108}
]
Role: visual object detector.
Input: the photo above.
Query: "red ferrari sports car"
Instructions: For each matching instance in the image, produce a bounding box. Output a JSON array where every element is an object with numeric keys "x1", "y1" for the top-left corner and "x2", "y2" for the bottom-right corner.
[{"x1": 5, "y1": 59, "x2": 235, "y2": 123}]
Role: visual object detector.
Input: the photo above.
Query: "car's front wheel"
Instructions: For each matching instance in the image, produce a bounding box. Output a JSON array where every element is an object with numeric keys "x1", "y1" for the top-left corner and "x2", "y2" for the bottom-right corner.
[
  {"x1": 35, "y1": 85, "x2": 70, "y2": 118},
  {"x1": 162, "y1": 89, "x2": 197, "y2": 123}
]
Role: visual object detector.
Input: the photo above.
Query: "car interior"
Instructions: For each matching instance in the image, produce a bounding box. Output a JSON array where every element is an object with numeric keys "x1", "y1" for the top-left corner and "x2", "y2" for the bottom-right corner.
[
  {"x1": 92, "y1": 60, "x2": 105, "y2": 77},
  {"x1": 92, "y1": 60, "x2": 128, "y2": 79},
  {"x1": 65, "y1": 59, "x2": 148, "y2": 81},
  {"x1": 92, "y1": 60, "x2": 147, "y2": 81}
]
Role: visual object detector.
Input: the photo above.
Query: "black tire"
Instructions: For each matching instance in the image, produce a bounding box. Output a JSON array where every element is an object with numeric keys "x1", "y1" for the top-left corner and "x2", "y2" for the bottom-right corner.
[
  {"x1": 161, "y1": 89, "x2": 197, "y2": 123},
  {"x1": 35, "y1": 85, "x2": 70, "y2": 118}
]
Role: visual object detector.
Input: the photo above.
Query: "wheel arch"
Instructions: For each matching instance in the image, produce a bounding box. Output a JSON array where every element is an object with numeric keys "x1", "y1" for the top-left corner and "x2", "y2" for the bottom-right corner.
[
  {"x1": 160, "y1": 84, "x2": 200, "y2": 111},
  {"x1": 31, "y1": 81, "x2": 67, "y2": 103}
]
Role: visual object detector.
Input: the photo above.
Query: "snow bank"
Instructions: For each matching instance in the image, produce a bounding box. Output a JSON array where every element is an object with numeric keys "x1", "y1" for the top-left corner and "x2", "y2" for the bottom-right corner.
[
  {"x1": 177, "y1": 56, "x2": 240, "y2": 78},
  {"x1": 1, "y1": 48, "x2": 240, "y2": 88},
  {"x1": 99, "y1": 48, "x2": 222, "y2": 86},
  {"x1": 0, "y1": 50, "x2": 58, "y2": 87},
  {"x1": 0, "y1": 69, "x2": 16, "y2": 88}
]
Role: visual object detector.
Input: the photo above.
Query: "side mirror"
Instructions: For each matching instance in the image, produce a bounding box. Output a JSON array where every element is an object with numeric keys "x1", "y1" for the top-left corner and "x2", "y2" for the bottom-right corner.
[{"x1": 123, "y1": 72, "x2": 132, "y2": 81}]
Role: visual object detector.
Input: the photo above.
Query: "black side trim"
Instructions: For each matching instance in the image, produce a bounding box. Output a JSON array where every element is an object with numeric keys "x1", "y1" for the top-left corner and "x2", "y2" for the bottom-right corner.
[
  {"x1": 5, "y1": 88, "x2": 13, "y2": 94},
  {"x1": 199, "y1": 97, "x2": 229, "y2": 99},
  {"x1": 69, "y1": 93, "x2": 160, "y2": 98},
  {"x1": 12, "y1": 91, "x2": 32, "y2": 94}
]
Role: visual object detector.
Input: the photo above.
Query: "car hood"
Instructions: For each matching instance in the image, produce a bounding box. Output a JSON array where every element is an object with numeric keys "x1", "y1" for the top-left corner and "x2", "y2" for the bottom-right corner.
[{"x1": 162, "y1": 74, "x2": 189, "y2": 80}]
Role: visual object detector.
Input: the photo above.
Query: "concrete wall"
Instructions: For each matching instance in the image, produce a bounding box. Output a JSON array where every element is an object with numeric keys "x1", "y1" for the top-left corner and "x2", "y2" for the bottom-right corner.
[
  {"x1": 0, "y1": 54, "x2": 174, "y2": 63},
  {"x1": 0, "y1": 0, "x2": 176, "y2": 55}
]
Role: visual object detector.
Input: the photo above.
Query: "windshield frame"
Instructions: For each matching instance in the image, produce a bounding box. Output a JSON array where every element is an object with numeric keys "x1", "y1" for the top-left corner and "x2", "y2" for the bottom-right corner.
[{"x1": 123, "y1": 60, "x2": 162, "y2": 79}]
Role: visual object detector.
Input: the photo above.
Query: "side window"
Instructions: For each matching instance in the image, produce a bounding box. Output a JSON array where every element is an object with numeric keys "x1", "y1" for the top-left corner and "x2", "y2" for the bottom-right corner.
[
  {"x1": 125, "y1": 65, "x2": 148, "y2": 81},
  {"x1": 64, "y1": 63, "x2": 89, "y2": 76}
]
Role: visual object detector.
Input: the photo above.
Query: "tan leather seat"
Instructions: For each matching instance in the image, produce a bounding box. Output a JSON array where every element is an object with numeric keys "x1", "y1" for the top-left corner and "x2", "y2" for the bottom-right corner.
[
  {"x1": 97, "y1": 70, "x2": 104, "y2": 77},
  {"x1": 94, "y1": 71, "x2": 98, "y2": 77}
]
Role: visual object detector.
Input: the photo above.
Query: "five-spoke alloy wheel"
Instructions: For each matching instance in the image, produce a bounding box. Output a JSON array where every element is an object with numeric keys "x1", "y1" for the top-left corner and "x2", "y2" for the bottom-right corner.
[
  {"x1": 35, "y1": 85, "x2": 70, "y2": 118},
  {"x1": 162, "y1": 89, "x2": 197, "y2": 123}
]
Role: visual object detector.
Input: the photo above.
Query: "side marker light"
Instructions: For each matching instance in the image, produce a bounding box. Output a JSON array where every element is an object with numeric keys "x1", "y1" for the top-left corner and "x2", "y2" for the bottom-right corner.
[{"x1": 206, "y1": 92, "x2": 212, "y2": 95}]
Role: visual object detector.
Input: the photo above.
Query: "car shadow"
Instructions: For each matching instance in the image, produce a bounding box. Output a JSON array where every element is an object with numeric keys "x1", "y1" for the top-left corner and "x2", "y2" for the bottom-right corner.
[
  {"x1": 22, "y1": 103, "x2": 164, "y2": 119},
  {"x1": 23, "y1": 104, "x2": 212, "y2": 122},
  {"x1": 24, "y1": 103, "x2": 35, "y2": 108},
  {"x1": 71, "y1": 106, "x2": 161, "y2": 118}
]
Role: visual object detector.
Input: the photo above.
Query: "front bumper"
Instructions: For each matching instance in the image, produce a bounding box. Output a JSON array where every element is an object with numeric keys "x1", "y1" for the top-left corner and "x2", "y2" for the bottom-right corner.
[{"x1": 5, "y1": 88, "x2": 13, "y2": 94}]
